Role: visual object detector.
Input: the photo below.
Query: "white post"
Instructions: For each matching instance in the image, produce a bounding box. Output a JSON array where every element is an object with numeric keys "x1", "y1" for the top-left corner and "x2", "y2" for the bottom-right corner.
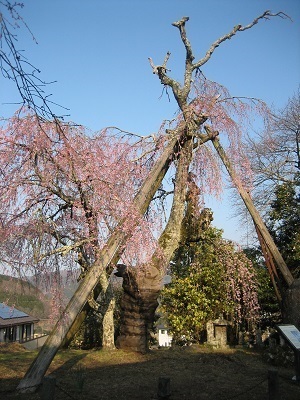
[{"x1": 16, "y1": 325, "x2": 20, "y2": 341}]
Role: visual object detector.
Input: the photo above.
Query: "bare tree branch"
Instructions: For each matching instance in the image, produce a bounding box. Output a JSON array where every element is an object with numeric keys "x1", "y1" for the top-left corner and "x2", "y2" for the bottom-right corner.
[
  {"x1": 149, "y1": 11, "x2": 290, "y2": 113},
  {"x1": 194, "y1": 11, "x2": 291, "y2": 69},
  {"x1": 0, "y1": 1, "x2": 69, "y2": 121}
]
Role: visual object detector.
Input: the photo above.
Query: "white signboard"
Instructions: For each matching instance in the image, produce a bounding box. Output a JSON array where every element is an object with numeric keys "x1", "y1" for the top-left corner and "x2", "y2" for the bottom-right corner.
[{"x1": 277, "y1": 325, "x2": 300, "y2": 350}]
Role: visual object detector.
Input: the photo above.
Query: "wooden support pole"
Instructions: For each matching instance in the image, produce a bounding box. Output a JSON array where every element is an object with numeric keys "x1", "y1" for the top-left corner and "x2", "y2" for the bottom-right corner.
[
  {"x1": 255, "y1": 224, "x2": 282, "y2": 302},
  {"x1": 207, "y1": 130, "x2": 294, "y2": 287}
]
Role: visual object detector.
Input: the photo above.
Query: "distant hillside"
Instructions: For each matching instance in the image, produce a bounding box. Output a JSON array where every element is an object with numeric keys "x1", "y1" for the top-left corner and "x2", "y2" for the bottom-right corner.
[
  {"x1": 28, "y1": 269, "x2": 80, "y2": 300},
  {"x1": 0, "y1": 269, "x2": 124, "y2": 322},
  {"x1": 0, "y1": 274, "x2": 51, "y2": 319}
]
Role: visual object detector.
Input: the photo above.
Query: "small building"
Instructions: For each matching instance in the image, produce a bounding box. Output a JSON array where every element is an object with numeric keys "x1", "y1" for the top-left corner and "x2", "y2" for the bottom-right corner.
[
  {"x1": 157, "y1": 324, "x2": 173, "y2": 347},
  {"x1": 206, "y1": 315, "x2": 229, "y2": 349},
  {"x1": 0, "y1": 303, "x2": 39, "y2": 343}
]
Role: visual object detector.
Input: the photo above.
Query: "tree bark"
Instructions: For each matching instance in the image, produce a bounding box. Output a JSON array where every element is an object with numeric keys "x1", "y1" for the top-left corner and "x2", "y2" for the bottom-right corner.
[
  {"x1": 208, "y1": 130, "x2": 294, "y2": 287},
  {"x1": 99, "y1": 274, "x2": 116, "y2": 350},
  {"x1": 156, "y1": 139, "x2": 194, "y2": 263},
  {"x1": 115, "y1": 264, "x2": 161, "y2": 353}
]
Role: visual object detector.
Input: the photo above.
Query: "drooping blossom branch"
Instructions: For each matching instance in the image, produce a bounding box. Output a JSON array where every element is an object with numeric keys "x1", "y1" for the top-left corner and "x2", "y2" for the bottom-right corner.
[{"x1": 0, "y1": 110, "x2": 167, "y2": 281}]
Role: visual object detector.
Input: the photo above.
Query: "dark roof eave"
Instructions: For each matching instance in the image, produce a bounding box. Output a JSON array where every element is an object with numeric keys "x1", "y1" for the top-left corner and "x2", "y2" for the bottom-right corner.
[{"x1": 0, "y1": 316, "x2": 39, "y2": 327}]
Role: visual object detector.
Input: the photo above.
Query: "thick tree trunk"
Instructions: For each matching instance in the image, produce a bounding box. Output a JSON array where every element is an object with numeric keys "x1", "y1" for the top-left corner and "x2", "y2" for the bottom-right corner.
[
  {"x1": 155, "y1": 139, "x2": 194, "y2": 263},
  {"x1": 100, "y1": 275, "x2": 116, "y2": 350},
  {"x1": 209, "y1": 132, "x2": 294, "y2": 287},
  {"x1": 102, "y1": 298, "x2": 116, "y2": 349},
  {"x1": 115, "y1": 264, "x2": 161, "y2": 353},
  {"x1": 116, "y1": 139, "x2": 194, "y2": 352},
  {"x1": 17, "y1": 133, "x2": 182, "y2": 392}
]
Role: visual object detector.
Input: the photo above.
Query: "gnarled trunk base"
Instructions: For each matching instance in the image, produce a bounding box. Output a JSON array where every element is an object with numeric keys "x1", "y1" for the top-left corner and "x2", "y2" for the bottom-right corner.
[{"x1": 115, "y1": 264, "x2": 161, "y2": 353}]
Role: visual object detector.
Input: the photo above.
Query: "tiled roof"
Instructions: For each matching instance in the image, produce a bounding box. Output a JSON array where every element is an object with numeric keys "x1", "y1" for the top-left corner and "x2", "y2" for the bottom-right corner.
[
  {"x1": 0, "y1": 303, "x2": 39, "y2": 327},
  {"x1": 0, "y1": 303, "x2": 29, "y2": 319}
]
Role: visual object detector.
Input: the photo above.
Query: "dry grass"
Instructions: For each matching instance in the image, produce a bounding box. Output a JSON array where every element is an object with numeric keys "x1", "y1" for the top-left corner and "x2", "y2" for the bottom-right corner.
[{"x1": 0, "y1": 343, "x2": 299, "y2": 399}]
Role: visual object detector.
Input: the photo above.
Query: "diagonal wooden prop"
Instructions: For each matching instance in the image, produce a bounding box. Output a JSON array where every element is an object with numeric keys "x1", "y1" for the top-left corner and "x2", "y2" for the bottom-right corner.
[{"x1": 207, "y1": 127, "x2": 294, "y2": 287}]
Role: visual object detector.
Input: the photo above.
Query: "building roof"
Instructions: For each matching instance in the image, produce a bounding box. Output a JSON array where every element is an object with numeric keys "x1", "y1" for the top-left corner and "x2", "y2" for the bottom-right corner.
[
  {"x1": 156, "y1": 324, "x2": 170, "y2": 330},
  {"x1": 0, "y1": 303, "x2": 39, "y2": 327}
]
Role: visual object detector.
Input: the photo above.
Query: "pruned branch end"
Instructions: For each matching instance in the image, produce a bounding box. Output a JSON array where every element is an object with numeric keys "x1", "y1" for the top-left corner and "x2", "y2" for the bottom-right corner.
[{"x1": 172, "y1": 16, "x2": 189, "y2": 28}]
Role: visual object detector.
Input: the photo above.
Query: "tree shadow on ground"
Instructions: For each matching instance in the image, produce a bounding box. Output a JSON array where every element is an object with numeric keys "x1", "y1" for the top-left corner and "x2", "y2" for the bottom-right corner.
[
  {"x1": 0, "y1": 346, "x2": 299, "y2": 400},
  {"x1": 51, "y1": 347, "x2": 300, "y2": 400}
]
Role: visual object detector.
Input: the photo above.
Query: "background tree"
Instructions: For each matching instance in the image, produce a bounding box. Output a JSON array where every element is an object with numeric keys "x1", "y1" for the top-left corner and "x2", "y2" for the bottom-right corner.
[
  {"x1": 268, "y1": 179, "x2": 300, "y2": 279},
  {"x1": 237, "y1": 89, "x2": 300, "y2": 322},
  {"x1": 161, "y1": 212, "x2": 259, "y2": 344},
  {"x1": 243, "y1": 247, "x2": 281, "y2": 328},
  {"x1": 243, "y1": 88, "x2": 300, "y2": 220}
]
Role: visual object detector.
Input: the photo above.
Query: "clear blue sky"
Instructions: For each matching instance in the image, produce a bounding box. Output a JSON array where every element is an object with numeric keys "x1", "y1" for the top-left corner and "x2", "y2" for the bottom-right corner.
[{"x1": 1, "y1": 0, "x2": 300, "y2": 244}]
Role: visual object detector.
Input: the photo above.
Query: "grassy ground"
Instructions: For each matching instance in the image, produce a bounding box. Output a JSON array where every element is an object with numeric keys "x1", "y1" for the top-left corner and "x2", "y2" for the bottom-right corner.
[{"x1": 0, "y1": 342, "x2": 299, "y2": 400}]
